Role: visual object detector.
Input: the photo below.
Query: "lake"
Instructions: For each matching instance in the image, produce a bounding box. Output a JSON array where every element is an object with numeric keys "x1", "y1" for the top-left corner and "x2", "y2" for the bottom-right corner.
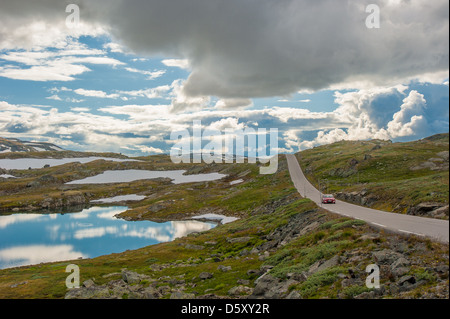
[
  {"x1": 0, "y1": 206, "x2": 216, "y2": 269},
  {"x1": 65, "y1": 169, "x2": 226, "y2": 184},
  {"x1": 0, "y1": 157, "x2": 140, "y2": 170}
]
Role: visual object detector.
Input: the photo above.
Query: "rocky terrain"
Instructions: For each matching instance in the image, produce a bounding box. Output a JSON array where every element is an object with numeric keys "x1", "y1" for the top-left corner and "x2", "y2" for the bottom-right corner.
[
  {"x1": 64, "y1": 202, "x2": 449, "y2": 299},
  {"x1": 0, "y1": 137, "x2": 64, "y2": 153},
  {"x1": 0, "y1": 138, "x2": 448, "y2": 300}
]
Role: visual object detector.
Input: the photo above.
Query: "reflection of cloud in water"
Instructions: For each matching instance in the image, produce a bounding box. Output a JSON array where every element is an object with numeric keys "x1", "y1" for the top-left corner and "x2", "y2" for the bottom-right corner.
[
  {"x1": 0, "y1": 205, "x2": 216, "y2": 269},
  {"x1": 120, "y1": 228, "x2": 171, "y2": 242},
  {"x1": 46, "y1": 224, "x2": 61, "y2": 241},
  {"x1": 169, "y1": 221, "x2": 215, "y2": 239},
  {"x1": 74, "y1": 226, "x2": 119, "y2": 239},
  {"x1": 0, "y1": 244, "x2": 86, "y2": 268},
  {"x1": 69, "y1": 206, "x2": 127, "y2": 220},
  {"x1": 71, "y1": 221, "x2": 214, "y2": 242},
  {"x1": 118, "y1": 221, "x2": 213, "y2": 242},
  {"x1": 0, "y1": 213, "x2": 45, "y2": 229}
]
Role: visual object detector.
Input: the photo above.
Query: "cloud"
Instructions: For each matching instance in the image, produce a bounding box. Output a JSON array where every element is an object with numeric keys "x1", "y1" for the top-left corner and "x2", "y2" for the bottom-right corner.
[
  {"x1": 71, "y1": 107, "x2": 91, "y2": 112},
  {"x1": 386, "y1": 90, "x2": 428, "y2": 138},
  {"x1": 1, "y1": 81, "x2": 447, "y2": 155},
  {"x1": 74, "y1": 88, "x2": 120, "y2": 99},
  {"x1": 0, "y1": 41, "x2": 124, "y2": 82},
  {"x1": 118, "y1": 85, "x2": 171, "y2": 99},
  {"x1": 76, "y1": 0, "x2": 448, "y2": 100},
  {"x1": 214, "y1": 98, "x2": 253, "y2": 110},
  {"x1": 298, "y1": 86, "x2": 445, "y2": 150},
  {"x1": 0, "y1": 0, "x2": 447, "y2": 102},
  {"x1": 131, "y1": 145, "x2": 165, "y2": 154},
  {"x1": 0, "y1": 62, "x2": 90, "y2": 82},
  {"x1": 124, "y1": 67, "x2": 166, "y2": 80},
  {"x1": 66, "y1": 98, "x2": 85, "y2": 103},
  {"x1": 161, "y1": 59, "x2": 190, "y2": 70},
  {"x1": 46, "y1": 94, "x2": 62, "y2": 101},
  {"x1": 103, "y1": 42, "x2": 126, "y2": 53},
  {"x1": 169, "y1": 80, "x2": 210, "y2": 112}
]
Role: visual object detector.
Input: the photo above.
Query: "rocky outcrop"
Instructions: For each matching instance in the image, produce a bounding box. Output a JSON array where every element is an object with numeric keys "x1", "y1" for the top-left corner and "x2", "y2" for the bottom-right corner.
[
  {"x1": 255, "y1": 209, "x2": 324, "y2": 252},
  {"x1": 410, "y1": 152, "x2": 449, "y2": 171},
  {"x1": 40, "y1": 193, "x2": 88, "y2": 210},
  {"x1": 250, "y1": 273, "x2": 298, "y2": 299},
  {"x1": 407, "y1": 203, "x2": 449, "y2": 219},
  {"x1": 65, "y1": 270, "x2": 180, "y2": 299},
  {"x1": 335, "y1": 190, "x2": 379, "y2": 207}
]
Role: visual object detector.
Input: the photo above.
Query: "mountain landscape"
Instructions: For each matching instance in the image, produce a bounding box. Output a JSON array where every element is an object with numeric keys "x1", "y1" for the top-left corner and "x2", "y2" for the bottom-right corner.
[
  {"x1": 0, "y1": 0, "x2": 448, "y2": 309},
  {"x1": 0, "y1": 137, "x2": 64, "y2": 153},
  {"x1": 0, "y1": 134, "x2": 448, "y2": 299}
]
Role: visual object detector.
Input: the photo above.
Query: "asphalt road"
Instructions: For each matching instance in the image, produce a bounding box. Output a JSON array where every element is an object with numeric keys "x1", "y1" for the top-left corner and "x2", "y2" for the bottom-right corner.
[{"x1": 286, "y1": 154, "x2": 449, "y2": 243}]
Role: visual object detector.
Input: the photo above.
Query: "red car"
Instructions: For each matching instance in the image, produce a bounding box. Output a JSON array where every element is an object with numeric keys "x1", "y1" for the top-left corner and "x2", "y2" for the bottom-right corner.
[{"x1": 322, "y1": 194, "x2": 336, "y2": 204}]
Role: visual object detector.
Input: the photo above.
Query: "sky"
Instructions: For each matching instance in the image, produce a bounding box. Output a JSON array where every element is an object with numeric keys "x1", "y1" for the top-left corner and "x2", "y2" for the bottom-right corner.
[{"x1": 0, "y1": 0, "x2": 448, "y2": 156}]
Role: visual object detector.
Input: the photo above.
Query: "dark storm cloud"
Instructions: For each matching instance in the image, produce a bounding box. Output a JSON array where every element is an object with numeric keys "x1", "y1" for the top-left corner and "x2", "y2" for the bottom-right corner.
[{"x1": 1, "y1": 0, "x2": 448, "y2": 99}]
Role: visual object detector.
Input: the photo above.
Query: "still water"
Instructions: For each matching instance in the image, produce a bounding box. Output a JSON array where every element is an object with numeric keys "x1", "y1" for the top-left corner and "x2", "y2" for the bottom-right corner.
[{"x1": 0, "y1": 206, "x2": 216, "y2": 269}]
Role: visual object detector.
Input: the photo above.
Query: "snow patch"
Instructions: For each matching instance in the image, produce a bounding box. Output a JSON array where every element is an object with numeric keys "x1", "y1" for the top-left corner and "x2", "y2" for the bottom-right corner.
[
  {"x1": 91, "y1": 194, "x2": 147, "y2": 203},
  {"x1": 229, "y1": 179, "x2": 244, "y2": 185},
  {"x1": 0, "y1": 174, "x2": 16, "y2": 179},
  {"x1": 191, "y1": 213, "x2": 239, "y2": 225}
]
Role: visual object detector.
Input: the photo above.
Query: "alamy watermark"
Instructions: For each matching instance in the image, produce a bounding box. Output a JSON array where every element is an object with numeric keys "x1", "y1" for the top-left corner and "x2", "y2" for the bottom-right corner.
[
  {"x1": 65, "y1": 264, "x2": 80, "y2": 289},
  {"x1": 366, "y1": 264, "x2": 380, "y2": 289},
  {"x1": 170, "y1": 121, "x2": 279, "y2": 175},
  {"x1": 366, "y1": 4, "x2": 380, "y2": 29},
  {"x1": 66, "y1": 4, "x2": 80, "y2": 29}
]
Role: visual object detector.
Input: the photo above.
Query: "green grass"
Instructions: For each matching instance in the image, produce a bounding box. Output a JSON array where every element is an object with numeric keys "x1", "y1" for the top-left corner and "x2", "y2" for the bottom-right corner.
[
  {"x1": 297, "y1": 134, "x2": 449, "y2": 215},
  {"x1": 0, "y1": 139, "x2": 448, "y2": 299}
]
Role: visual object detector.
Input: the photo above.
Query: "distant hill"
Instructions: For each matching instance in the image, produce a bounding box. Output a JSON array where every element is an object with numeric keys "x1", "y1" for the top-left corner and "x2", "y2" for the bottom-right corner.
[{"x1": 0, "y1": 137, "x2": 64, "y2": 153}]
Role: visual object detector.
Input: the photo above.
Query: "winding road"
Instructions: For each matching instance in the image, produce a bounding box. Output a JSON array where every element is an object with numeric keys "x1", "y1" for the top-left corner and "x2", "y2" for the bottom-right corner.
[{"x1": 286, "y1": 154, "x2": 449, "y2": 243}]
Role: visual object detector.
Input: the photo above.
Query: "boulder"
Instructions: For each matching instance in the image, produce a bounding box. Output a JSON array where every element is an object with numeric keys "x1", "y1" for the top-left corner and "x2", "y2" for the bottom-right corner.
[
  {"x1": 82, "y1": 279, "x2": 96, "y2": 288},
  {"x1": 264, "y1": 279, "x2": 298, "y2": 299},
  {"x1": 429, "y1": 205, "x2": 449, "y2": 218},
  {"x1": 285, "y1": 290, "x2": 302, "y2": 299},
  {"x1": 391, "y1": 257, "x2": 410, "y2": 267},
  {"x1": 65, "y1": 286, "x2": 111, "y2": 299},
  {"x1": 372, "y1": 249, "x2": 404, "y2": 265},
  {"x1": 218, "y1": 265, "x2": 232, "y2": 272},
  {"x1": 198, "y1": 272, "x2": 213, "y2": 280},
  {"x1": 437, "y1": 151, "x2": 449, "y2": 161},
  {"x1": 308, "y1": 255, "x2": 340, "y2": 275},
  {"x1": 228, "y1": 285, "x2": 253, "y2": 296},
  {"x1": 122, "y1": 270, "x2": 142, "y2": 284},
  {"x1": 397, "y1": 275, "x2": 416, "y2": 286},
  {"x1": 170, "y1": 292, "x2": 196, "y2": 299},
  {"x1": 390, "y1": 257, "x2": 410, "y2": 277},
  {"x1": 407, "y1": 202, "x2": 447, "y2": 217},
  {"x1": 252, "y1": 273, "x2": 280, "y2": 296},
  {"x1": 316, "y1": 255, "x2": 340, "y2": 274}
]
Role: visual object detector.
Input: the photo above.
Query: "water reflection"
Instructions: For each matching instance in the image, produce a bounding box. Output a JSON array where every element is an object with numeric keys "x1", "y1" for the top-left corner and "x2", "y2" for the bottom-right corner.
[
  {"x1": 0, "y1": 245, "x2": 86, "y2": 269},
  {"x1": 0, "y1": 206, "x2": 216, "y2": 269}
]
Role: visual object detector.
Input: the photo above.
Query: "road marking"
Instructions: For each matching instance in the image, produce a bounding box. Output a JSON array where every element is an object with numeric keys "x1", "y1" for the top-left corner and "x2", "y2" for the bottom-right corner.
[
  {"x1": 398, "y1": 229, "x2": 424, "y2": 236},
  {"x1": 371, "y1": 222, "x2": 385, "y2": 228}
]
